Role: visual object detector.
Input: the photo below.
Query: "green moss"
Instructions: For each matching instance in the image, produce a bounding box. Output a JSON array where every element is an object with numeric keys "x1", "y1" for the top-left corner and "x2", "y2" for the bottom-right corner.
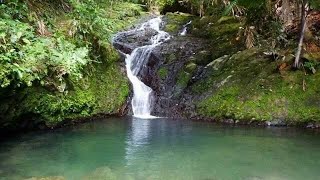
[
  {"x1": 195, "y1": 48, "x2": 320, "y2": 123},
  {"x1": 177, "y1": 70, "x2": 192, "y2": 88},
  {"x1": 164, "y1": 13, "x2": 194, "y2": 34},
  {"x1": 192, "y1": 51, "x2": 212, "y2": 66},
  {"x1": 158, "y1": 67, "x2": 169, "y2": 79},
  {"x1": 2, "y1": 55, "x2": 129, "y2": 128},
  {"x1": 0, "y1": 48, "x2": 129, "y2": 128},
  {"x1": 20, "y1": 88, "x2": 95, "y2": 126},
  {"x1": 176, "y1": 62, "x2": 198, "y2": 89},
  {"x1": 185, "y1": 62, "x2": 197, "y2": 73},
  {"x1": 164, "y1": 54, "x2": 177, "y2": 64},
  {"x1": 164, "y1": 24, "x2": 180, "y2": 33},
  {"x1": 190, "y1": 15, "x2": 244, "y2": 60},
  {"x1": 217, "y1": 16, "x2": 238, "y2": 24},
  {"x1": 304, "y1": 52, "x2": 320, "y2": 62}
]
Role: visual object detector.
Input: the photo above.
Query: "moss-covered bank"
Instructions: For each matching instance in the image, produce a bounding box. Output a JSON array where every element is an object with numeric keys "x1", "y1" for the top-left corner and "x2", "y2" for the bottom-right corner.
[
  {"x1": 0, "y1": 50, "x2": 129, "y2": 129},
  {"x1": 195, "y1": 49, "x2": 320, "y2": 125},
  {"x1": 0, "y1": 1, "x2": 145, "y2": 131}
]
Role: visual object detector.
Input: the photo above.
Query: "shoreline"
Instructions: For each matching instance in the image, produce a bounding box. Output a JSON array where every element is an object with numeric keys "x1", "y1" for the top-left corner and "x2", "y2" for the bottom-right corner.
[{"x1": 1, "y1": 114, "x2": 320, "y2": 140}]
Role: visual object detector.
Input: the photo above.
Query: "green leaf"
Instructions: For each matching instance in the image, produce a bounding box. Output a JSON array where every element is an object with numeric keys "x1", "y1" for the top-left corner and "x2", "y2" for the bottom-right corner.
[
  {"x1": 22, "y1": 38, "x2": 31, "y2": 44},
  {"x1": 10, "y1": 35, "x2": 18, "y2": 43},
  {"x1": 0, "y1": 32, "x2": 6, "y2": 39},
  {"x1": 16, "y1": 70, "x2": 23, "y2": 79}
]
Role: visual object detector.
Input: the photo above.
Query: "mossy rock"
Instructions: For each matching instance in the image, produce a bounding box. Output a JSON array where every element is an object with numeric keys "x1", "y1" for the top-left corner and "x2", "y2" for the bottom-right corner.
[
  {"x1": 164, "y1": 13, "x2": 194, "y2": 34},
  {"x1": 192, "y1": 50, "x2": 212, "y2": 66},
  {"x1": 190, "y1": 15, "x2": 244, "y2": 60},
  {"x1": 191, "y1": 15, "x2": 241, "y2": 38},
  {"x1": 194, "y1": 48, "x2": 320, "y2": 123},
  {"x1": 164, "y1": 53, "x2": 177, "y2": 64},
  {"x1": 175, "y1": 62, "x2": 198, "y2": 94},
  {"x1": 206, "y1": 55, "x2": 230, "y2": 70},
  {"x1": 158, "y1": 67, "x2": 169, "y2": 79},
  {"x1": 177, "y1": 71, "x2": 192, "y2": 88},
  {"x1": 185, "y1": 62, "x2": 197, "y2": 73}
]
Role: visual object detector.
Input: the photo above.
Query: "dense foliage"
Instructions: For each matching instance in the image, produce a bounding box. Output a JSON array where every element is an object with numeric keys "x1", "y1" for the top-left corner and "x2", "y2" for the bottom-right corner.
[
  {"x1": 0, "y1": 18, "x2": 89, "y2": 89},
  {"x1": 0, "y1": 0, "x2": 142, "y2": 90},
  {"x1": 0, "y1": 0, "x2": 144, "y2": 130}
]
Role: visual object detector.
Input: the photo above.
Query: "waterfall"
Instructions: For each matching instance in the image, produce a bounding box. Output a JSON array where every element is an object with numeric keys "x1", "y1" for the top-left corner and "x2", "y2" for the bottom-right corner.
[
  {"x1": 180, "y1": 21, "x2": 192, "y2": 36},
  {"x1": 114, "y1": 17, "x2": 170, "y2": 119}
]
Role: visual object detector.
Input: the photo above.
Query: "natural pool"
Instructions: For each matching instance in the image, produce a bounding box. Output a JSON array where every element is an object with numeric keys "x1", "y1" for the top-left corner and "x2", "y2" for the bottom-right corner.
[{"x1": 1, "y1": 117, "x2": 320, "y2": 180}]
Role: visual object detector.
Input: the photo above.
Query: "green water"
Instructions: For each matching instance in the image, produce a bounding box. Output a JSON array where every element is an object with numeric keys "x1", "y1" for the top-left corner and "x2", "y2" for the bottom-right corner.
[{"x1": 1, "y1": 117, "x2": 320, "y2": 180}]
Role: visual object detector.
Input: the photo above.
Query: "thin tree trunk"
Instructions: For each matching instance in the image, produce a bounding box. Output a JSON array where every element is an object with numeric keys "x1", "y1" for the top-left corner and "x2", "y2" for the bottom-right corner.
[
  {"x1": 294, "y1": 0, "x2": 308, "y2": 68},
  {"x1": 199, "y1": 0, "x2": 204, "y2": 17},
  {"x1": 282, "y1": 0, "x2": 291, "y2": 25}
]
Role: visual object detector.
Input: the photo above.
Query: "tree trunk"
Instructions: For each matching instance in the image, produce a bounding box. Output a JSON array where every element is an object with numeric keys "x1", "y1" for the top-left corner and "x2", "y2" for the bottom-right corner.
[
  {"x1": 199, "y1": 0, "x2": 204, "y2": 17},
  {"x1": 294, "y1": 0, "x2": 308, "y2": 68},
  {"x1": 282, "y1": 0, "x2": 291, "y2": 25}
]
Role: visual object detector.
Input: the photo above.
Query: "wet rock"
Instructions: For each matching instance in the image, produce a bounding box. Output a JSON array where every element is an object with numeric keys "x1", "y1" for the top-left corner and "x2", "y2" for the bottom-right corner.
[
  {"x1": 206, "y1": 55, "x2": 229, "y2": 70},
  {"x1": 246, "y1": 176, "x2": 264, "y2": 180},
  {"x1": 266, "y1": 119, "x2": 287, "y2": 127},
  {"x1": 194, "y1": 50, "x2": 212, "y2": 65},
  {"x1": 111, "y1": 17, "x2": 213, "y2": 118},
  {"x1": 306, "y1": 122, "x2": 320, "y2": 129},
  {"x1": 150, "y1": 36, "x2": 211, "y2": 117},
  {"x1": 163, "y1": 13, "x2": 195, "y2": 34},
  {"x1": 82, "y1": 167, "x2": 117, "y2": 180},
  {"x1": 185, "y1": 62, "x2": 197, "y2": 73},
  {"x1": 25, "y1": 176, "x2": 65, "y2": 180},
  {"x1": 113, "y1": 28, "x2": 158, "y2": 54},
  {"x1": 222, "y1": 119, "x2": 235, "y2": 124}
]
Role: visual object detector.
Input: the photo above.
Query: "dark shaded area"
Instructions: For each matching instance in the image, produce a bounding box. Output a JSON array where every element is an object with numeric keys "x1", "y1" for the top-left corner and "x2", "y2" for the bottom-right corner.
[{"x1": 161, "y1": 1, "x2": 190, "y2": 14}]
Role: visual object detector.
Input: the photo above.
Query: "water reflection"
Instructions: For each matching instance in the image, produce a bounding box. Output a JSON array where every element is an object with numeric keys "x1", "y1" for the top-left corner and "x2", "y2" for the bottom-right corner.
[
  {"x1": 124, "y1": 117, "x2": 194, "y2": 170},
  {"x1": 125, "y1": 117, "x2": 152, "y2": 166}
]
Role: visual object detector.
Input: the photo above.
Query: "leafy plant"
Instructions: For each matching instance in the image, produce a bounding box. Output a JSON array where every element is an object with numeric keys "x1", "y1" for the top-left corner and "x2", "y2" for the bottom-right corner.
[
  {"x1": 0, "y1": 0, "x2": 28, "y2": 20},
  {"x1": 0, "y1": 18, "x2": 89, "y2": 89},
  {"x1": 304, "y1": 61, "x2": 319, "y2": 74}
]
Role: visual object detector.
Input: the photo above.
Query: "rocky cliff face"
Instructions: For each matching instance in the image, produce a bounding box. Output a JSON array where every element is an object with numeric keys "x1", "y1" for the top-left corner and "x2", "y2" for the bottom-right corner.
[
  {"x1": 115, "y1": 13, "x2": 243, "y2": 118},
  {"x1": 116, "y1": 12, "x2": 320, "y2": 128}
]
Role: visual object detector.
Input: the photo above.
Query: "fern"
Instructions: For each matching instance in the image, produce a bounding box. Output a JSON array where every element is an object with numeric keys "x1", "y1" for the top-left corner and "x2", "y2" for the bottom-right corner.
[
  {"x1": 0, "y1": 18, "x2": 90, "y2": 88},
  {"x1": 223, "y1": 0, "x2": 239, "y2": 16}
]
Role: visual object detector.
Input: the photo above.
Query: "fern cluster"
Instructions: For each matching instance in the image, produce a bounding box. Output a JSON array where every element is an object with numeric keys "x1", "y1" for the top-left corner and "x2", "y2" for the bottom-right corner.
[{"x1": 0, "y1": 0, "x2": 143, "y2": 90}]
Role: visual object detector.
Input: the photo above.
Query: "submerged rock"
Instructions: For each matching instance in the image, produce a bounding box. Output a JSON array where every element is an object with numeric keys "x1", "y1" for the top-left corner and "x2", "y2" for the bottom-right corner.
[
  {"x1": 266, "y1": 119, "x2": 287, "y2": 127},
  {"x1": 82, "y1": 167, "x2": 117, "y2": 180},
  {"x1": 25, "y1": 176, "x2": 65, "y2": 180},
  {"x1": 306, "y1": 122, "x2": 320, "y2": 129}
]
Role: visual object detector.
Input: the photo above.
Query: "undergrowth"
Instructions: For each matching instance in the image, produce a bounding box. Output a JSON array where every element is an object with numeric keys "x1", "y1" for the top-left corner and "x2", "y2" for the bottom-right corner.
[{"x1": 0, "y1": 0, "x2": 144, "y2": 129}]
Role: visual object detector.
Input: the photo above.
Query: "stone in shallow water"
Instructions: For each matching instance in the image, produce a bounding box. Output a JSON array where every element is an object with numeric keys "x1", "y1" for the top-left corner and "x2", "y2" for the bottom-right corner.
[
  {"x1": 24, "y1": 176, "x2": 65, "y2": 180},
  {"x1": 82, "y1": 167, "x2": 117, "y2": 180}
]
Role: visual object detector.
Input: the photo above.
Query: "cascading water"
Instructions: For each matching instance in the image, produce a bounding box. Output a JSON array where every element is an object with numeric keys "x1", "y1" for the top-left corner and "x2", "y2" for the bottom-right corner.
[
  {"x1": 180, "y1": 21, "x2": 192, "y2": 36},
  {"x1": 113, "y1": 17, "x2": 170, "y2": 119}
]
